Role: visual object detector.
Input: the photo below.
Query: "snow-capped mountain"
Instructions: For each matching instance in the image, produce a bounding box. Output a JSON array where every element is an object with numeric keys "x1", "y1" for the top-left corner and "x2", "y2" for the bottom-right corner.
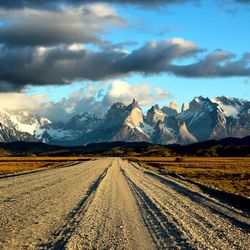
[
  {"x1": 0, "y1": 109, "x2": 51, "y2": 143},
  {"x1": 0, "y1": 96, "x2": 250, "y2": 145}
]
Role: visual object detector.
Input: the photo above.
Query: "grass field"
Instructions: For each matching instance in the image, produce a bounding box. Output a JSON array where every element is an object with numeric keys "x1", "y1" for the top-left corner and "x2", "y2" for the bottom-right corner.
[
  {"x1": 130, "y1": 157, "x2": 250, "y2": 197},
  {"x1": 1, "y1": 156, "x2": 250, "y2": 197},
  {"x1": 0, "y1": 157, "x2": 94, "y2": 175}
]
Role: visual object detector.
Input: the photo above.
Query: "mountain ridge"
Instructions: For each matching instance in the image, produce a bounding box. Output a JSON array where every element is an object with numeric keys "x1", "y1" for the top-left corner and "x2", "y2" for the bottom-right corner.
[
  {"x1": 0, "y1": 96, "x2": 250, "y2": 146},
  {"x1": 0, "y1": 136, "x2": 249, "y2": 157}
]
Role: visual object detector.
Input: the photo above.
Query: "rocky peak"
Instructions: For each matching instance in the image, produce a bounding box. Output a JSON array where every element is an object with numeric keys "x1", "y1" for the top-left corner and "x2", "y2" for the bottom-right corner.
[
  {"x1": 127, "y1": 98, "x2": 140, "y2": 111},
  {"x1": 146, "y1": 104, "x2": 165, "y2": 126},
  {"x1": 215, "y1": 96, "x2": 245, "y2": 107},
  {"x1": 65, "y1": 112, "x2": 103, "y2": 130},
  {"x1": 181, "y1": 103, "x2": 189, "y2": 112},
  {"x1": 0, "y1": 96, "x2": 250, "y2": 146},
  {"x1": 125, "y1": 102, "x2": 143, "y2": 129},
  {"x1": 189, "y1": 96, "x2": 218, "y2": 112},
  {"x1": 106, "y1": 102, "x2": 126, "y2": 117},
  {"x1": 210, "y1": 96, "x2": 247, "y2": 119},
  {"x1": 168, "y1": 102, "x2": 179, "y2": 112},
  {"x1": 162, "y1": 101, "x2": 179, "y2": 117},
  {"x1": 0, "y1": 109, "x2": 51, "y2": 136},
  {"x1": 147, "y1": 105, "x2": 161, "y2": 114},
  {"x1": 110, "y1": 102, "x2": 126, "y2": 110}
]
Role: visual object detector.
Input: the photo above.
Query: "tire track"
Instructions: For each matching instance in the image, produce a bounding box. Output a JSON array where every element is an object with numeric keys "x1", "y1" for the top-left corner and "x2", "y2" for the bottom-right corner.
[
  {"x1": 64, "y1": 158, "x2": 153, "y2": 250},
  {"x1": 1, "y1": 157, "x2": 249, "y2": 250},
  {"x1": 0, "y1": 159, "x2": 109, "y2": 250},
  {"x1": 42, "y1": 166, "x2": 110, "y2": 249},
  {"x1": 144, "y1": 169, "x2": 250, "y2": 232},
  {"x1": 122, "y1": 168, "x2": 192, "y2": 249},
  {"x1": 122, "y1": 159, "x2": 250, "y2": 250}
]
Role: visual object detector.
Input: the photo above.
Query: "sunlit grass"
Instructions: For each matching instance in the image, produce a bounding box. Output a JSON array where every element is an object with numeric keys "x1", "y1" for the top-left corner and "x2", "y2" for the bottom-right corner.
[
  {"x1": 0, "y1": 157, "x2": 94, "y2": 175},
  {"x1": 131, "y1": 157, "x2": 250, "y2": 197}
]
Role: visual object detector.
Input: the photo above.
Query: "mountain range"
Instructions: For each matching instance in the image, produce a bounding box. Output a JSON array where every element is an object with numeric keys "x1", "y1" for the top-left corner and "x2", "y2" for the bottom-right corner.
[{"x1": 0, "y1": 96, "x2": 250, "y2": 146}]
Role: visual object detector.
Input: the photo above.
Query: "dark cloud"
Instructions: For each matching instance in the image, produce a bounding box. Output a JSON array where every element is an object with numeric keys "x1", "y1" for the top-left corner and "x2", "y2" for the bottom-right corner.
[
  {"x1": 169, "y1": 50, "x2": 250, "y2": 78},
  {"x1": 0, "y1": 6, "x2": 126, "y2": 47},
  {"x1": 0, "y1": 0, "x2": 248, "y2": 10},
  {"x1": 0, "y1": 0, "x2": 199, "y2": 9},
  {"x1": 1, "y1": 39, "x2": 249, "y2": 92},
  {"x1": 234, "y1": 0, "x2": 250, "y2": 3}
]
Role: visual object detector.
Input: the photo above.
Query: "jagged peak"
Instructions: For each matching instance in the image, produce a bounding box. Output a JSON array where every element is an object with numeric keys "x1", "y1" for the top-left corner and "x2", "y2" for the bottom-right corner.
[
  {"x1": 152, "y1": 104, "x2": 160, "y2": 110},
  {"x1": 181, "y1": 103, "x2": 189, "y2": 112},
  {"x1": 132, "y1": 98, "x2": 138, "y2": 105},
  {"x1": 189, "y1": 96, "x2": 217, "y2": 111},
  {"x1": 110, "y1": 102, "x2": 126, "y2": 109},
  {"x1": 148, "y1": 104, "x2": 162, "y2": 113},
  {"x1": 167, "y1": 101, "x2": 179, "y2": 112},
  {"x1": 212, "y1": 96, "x2": 246, "y2": 106},
  {"x1": 127, "y1": 98, "x2": 141, "y2": 110}
]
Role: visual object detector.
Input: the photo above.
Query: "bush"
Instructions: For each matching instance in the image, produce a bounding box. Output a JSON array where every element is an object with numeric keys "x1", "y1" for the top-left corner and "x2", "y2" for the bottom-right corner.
[{"x1": 175, "y1": 157, "x2": 184, "y2": 162}]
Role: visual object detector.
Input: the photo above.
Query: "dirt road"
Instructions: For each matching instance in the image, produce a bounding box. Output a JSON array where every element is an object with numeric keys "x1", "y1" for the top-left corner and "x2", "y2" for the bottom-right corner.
[{"x1": 0, "y1": 158, "x2": 249, "y2": 249}]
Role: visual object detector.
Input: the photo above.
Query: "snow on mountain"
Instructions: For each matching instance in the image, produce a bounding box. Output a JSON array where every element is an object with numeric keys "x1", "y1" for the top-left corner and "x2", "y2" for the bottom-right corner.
[
  {"x1": 125, "y1": 99, "x2": 144, "y2": 129},
  {"x1": 0, "y1": 109, "x2": 52, "y2": 142},
  {"x1": 0, "y1": 96, "x2": 250, "y2": 145},
  {"x1": 210, "y1": 96, "x2": 246, "y2": 118},
  {"x1": 146, "y1": 104, "x2": 166, "y2": 126}
]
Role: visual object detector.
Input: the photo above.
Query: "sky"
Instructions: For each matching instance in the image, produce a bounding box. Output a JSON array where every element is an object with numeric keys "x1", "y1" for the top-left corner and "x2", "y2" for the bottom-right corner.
[{"x1": 0, "y1": 0, "x2": 249, "y2": 121}]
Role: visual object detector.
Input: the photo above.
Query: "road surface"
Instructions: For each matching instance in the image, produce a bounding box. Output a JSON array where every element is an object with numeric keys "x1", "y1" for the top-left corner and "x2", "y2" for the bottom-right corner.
[{"x1": 0, "y1": 158, "x2": 249, "y2": 249}]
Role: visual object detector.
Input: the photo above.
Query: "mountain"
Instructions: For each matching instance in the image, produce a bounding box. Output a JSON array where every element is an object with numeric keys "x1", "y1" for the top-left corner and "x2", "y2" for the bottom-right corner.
[
  {"x1": 178, "y1": 96, "x2": 250, "y2": 141},
  {"x1": 0, "y1": 96, "x2": 250, "y2": 146},
  {"x1": 0, "y1": 109, "x2": 51, "y2": 143}
]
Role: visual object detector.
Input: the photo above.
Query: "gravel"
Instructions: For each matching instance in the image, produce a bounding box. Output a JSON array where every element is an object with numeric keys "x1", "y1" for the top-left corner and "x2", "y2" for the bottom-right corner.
[{"x1": 0, "y1": 158, "x2": 249, "y2": 249}]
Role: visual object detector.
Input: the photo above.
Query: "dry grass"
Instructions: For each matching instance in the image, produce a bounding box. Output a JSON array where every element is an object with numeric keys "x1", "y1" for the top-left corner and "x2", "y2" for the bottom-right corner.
[
  {"x1": 0, "y1": 157, "x2": 95, "y2": 175},
  {"x1": 130, "y1": 157, "x2": 250, "y2": 197}
]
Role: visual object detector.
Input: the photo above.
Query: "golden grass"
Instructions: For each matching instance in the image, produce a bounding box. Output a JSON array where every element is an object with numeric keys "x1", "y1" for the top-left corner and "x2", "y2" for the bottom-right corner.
[
  {"x1": 0, "y1": 157, "x2": 95, "y2": 175},
  {"x1": 130, "y1": 157, "x2": 250, "y2": 197},
  {"x1": 0, "y1": 156, "x2": 95, "y2": 162}
]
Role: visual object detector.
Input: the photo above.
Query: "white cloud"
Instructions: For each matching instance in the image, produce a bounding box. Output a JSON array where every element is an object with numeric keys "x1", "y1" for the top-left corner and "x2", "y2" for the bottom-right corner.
[
  {"x1": 0, "y1": 92, "x2": 48, "y2": 111},
  {"x1": 0, "y1": 81, "x2": 172, "y2": 121},
  {"x1": 103, "y1": 80, "x2": 172, "y2": 106}
]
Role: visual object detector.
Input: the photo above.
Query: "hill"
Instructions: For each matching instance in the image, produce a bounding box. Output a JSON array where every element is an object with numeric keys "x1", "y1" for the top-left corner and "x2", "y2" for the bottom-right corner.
[{"x1": 0, "y1": 136, "x2": 250, "y2": 157}]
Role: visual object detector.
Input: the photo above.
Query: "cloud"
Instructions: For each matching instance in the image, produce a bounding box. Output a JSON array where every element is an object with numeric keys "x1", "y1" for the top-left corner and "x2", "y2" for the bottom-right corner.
[
  {"x1": 0, "y1": 81, "x2": 172, "y2": 121},
  {"x1": 0, "y1": 5, "x2": 126, "y2": 47},
  {"x1": 218, "y1": 0, "x2": 250, "y2": 13},
  {"x1": 169, "y1": 50, "x2": 250, "y2": 78},
  {"x1": 0, "y1": 92, "x2": 48, "y2": 111},
  {"x1": 102, "y1": 80, "x2": 172, "y2": 106},
  {"x1": 0, "y1": 38, "x2": 199, "y2": 91},
  {"x1": 43, "y1": 81, "x2": 172, "y2": 121},
  {"x1": 39, "y1": 87, "x2": 103, "y2": 121},
  {"x1": 1, "y1": 38, "x2": 249, "y2": 91},
  {"x1": 234, "y1": 0, "x2": 250, "y2": 4},
  {"x1": 0, "y1": 1, "x2": 199, "y2": 9}
]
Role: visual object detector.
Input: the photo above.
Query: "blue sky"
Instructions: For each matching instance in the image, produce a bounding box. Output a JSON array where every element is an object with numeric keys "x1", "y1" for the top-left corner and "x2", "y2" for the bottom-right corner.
[{"x1": 0, "y1": 0, "x2": 249, "y2": 118}]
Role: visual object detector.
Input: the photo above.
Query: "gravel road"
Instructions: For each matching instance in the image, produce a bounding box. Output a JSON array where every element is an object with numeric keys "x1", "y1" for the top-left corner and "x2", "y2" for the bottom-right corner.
[{"x1": 0, "y1": 158, "x2": 249, "y2": 249}]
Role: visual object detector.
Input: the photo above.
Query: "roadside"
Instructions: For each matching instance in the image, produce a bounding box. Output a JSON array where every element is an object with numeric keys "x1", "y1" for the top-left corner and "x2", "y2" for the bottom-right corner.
[{"x1": 0, "y1": 157, "x2": 94, "y2": 176}]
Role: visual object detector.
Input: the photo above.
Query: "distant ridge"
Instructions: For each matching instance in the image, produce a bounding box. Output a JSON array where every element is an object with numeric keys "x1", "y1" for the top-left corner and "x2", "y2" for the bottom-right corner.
[{"x1": 0, "y1": 136, "x2": 250, "y2": 157}]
